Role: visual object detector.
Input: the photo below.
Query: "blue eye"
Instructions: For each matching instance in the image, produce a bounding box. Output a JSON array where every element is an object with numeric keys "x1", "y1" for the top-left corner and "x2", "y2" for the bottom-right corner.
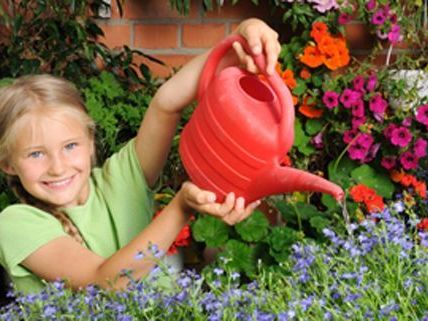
[
  {"x1": 28, "y1": 151, "x2": 42, "y2": 159},
  {"x1": 65, "y1": 142, "x2": 77, "y2": 150}
]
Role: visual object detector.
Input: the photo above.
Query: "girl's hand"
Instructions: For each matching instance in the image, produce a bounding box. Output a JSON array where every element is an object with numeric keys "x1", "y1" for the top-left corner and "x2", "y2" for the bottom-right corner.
[
  {"x1": 232, "y1": 18, "x2": 281, "y2": 75},
  {"x1": 178, "y1": 181, "x2": 261, "y2": 225}
]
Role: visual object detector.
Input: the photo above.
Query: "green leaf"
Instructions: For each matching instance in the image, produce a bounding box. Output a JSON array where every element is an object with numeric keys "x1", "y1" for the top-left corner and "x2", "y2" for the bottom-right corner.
[
  {"x1": 309, "y1": 216, "x2": 331, "y2": 233},
  {"x1": 328, "y1": 158, "x2": 359, "y2": 189},
  {"x1": 351, "y1": 165, "x2": 395, "y2": 198},
  {"x1": 292, "y1": 79, "x2": 307, "y2": 96},
  {"x1": 192, "y1": 215, "x2": 231, "y2": 247},
  {"x1": 294, "y1": 119, "x2": 316, "y2": 156},
  {"x1": 235, "y1": 210, "x2": 270, "y2": 242},
  {"x1": 305, "y1": 119, "x2": 324, "y2": 135},
  {"x1": 223, "y1": 240, "x2": 257, "y2": 276},
  {"x1": 275, "y1": 200, "x2": 297, "y2": 224},
  {"x1": 294, "y1": 202, "x2": 323, "y2": 220},
  {"x1": 267, "y1": 226, "x2": 301, "y2": 263},
  {"x1": 321, "y1": 194, "x2": 340, "y2": 211}
]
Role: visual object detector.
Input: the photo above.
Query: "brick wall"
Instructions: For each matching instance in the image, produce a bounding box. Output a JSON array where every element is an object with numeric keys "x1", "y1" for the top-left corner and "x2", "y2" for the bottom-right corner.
[{"x1": 97, "y1": 0, "x2": 281, "y2": 78}]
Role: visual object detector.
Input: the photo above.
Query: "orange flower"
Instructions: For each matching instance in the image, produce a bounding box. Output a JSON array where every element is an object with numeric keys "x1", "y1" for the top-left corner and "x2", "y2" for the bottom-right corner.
[
  {"x1": 400, "y1": 174, "x2": 417, "y2": 187},
  {"x1": 366, "y1": 195, "x2": 385, "y2": 212},
  {"x1": 390, "y1": 170, "x2": 405, "y2": 183},
  {"x1": 350, "y1": 184, "x2": 375, "y2": 203},
  {"x1": 298, "y1": 96, "x2": 323, "y2": 118},
  {"x1": 292, "y1": 95, "x2": 299, "y2": 106},
  {"x1": 281, "y1": 69, "x2": 297, "y2": 89},
  {"x1": 417, "y1": 218, "x2": 428, "y2": 230},
  {"x1": 299, "y1": 68, "x2": 311, "y2": 80},
  {"x1": 311, "y1": 21, "x2": 330, "y2": 43},
  {"x1": 300, "y1": 45, "x2": 324, "y2": 68},
  {"x1": 414, "y1": 181, "x2": 427, "y2": 198}
]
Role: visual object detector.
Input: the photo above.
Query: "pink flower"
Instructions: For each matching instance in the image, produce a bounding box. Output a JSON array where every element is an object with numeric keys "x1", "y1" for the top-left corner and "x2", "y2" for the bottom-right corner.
[
  {"x1": 353, "y1": 75, "x2": 365, "y2": 92},
  {"x1": 348, "y1": 133, "x2": 374, "y2": 161},
  {"x1": 414, "y1": 138, "x2": 427, "y2": 158},
  {"x1": 388, "y1": 24, "x2": 401, "y2": 43},
  {"x1": 352, "y1": 115, "x2": 366, "y2": 129},
  {"x1": 343, "y1": 129, "x2": 358, "y2": 144},
  {"x1": 366, "y1": 0, "x2": 376, "y2": 11},
  {"x1": 340, "y1": 89, "x2": 361, "y2": 108},
  {"x1": 322, "y1": 91, "x2": 340, "y2": 109},
  {"x1": 371, "y1": 9, "x2": 386, "y2": 25},
  {"x1": 311, "y1": 132, "x2": 324, "y2": 149},
  {"x1": 402, "y1": 117, "x2": 412, "y2": 127},
  {"x1": 390, "y1": 126, "x2": 412, "y2": 147},
  {"x1": 309, "y1": 0, "x2": 339, "y2": 13},
  {"x1": 364, "y1": 143, "x2": 380, "y2": 163},
  {"x1": 399, "y1": 151, "x2": 419, "y2": 170},
  {"x1": 338, "y1": 12, "x2": 351, "y2": 25},
  {"x1": 369, "y1": 93, "x2": 388, "y2": 114},
  {"x1": 351, "y1": 100, "x2": 365, "y2": 117},
  {"x1": 366, "y1": 74, "x2": 377, "y2": 92},
  {"x1": 381, "y1": 156, "x2": 396, "y2": 170},
  {"x1": 416, "y1": 104, "x2": 428, "y2": 125},
  {"x1": 383, "y1": 123, "x2": 398, "y2": 139}
]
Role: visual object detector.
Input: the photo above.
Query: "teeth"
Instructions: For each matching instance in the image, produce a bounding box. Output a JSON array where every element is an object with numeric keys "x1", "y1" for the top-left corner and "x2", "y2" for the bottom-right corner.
[{"x1": 46, "y1": 177, "x2": 72, "y2": 187}]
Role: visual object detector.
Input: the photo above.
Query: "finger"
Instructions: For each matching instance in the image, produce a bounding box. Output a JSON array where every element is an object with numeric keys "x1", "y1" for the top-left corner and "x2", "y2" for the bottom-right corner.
[
  {"x1": 236, "y1": 199, "x2": 261, "y2": 222},
  {"x1": 262, "y1": 35, "x2": 280, "y2": 75},
  {"x1": 219, "y1": 192, "x2": 235, "y2": 216},
  {"x1": 233, "y1": 42, "x2": 258, "y2": 73},
  {"x1": 182, "y1": 182, "x2": 216, "y2": 205}
]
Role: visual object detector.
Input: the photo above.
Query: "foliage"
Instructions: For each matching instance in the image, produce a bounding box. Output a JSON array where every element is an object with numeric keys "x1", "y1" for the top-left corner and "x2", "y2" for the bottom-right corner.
[{"x1": 3, "y1": 205, "x2": 428, "y2": 320}]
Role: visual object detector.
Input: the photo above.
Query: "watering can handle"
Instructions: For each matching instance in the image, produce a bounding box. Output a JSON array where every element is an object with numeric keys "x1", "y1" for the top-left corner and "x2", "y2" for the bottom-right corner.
[{"x1": 198, "y1": 34, "x2": 295, "y2": 152}]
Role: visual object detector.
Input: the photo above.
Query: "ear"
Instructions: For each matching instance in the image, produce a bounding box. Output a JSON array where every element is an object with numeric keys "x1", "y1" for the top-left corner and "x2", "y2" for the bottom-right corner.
[{"x1": 0, "y1": 162, "x2": 16, "y2": 176}]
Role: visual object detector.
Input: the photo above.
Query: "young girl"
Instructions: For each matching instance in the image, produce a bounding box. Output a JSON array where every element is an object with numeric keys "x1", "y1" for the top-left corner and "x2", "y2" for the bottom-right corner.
[{"x1": 0, "y1": 18, "x2": 280, "y2": 294}]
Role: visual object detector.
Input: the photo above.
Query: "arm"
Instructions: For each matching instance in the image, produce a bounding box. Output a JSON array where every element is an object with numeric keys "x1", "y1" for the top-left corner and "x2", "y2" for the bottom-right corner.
[{"x1": 135, "y1": 18, "x2": 280, "y2": 187}]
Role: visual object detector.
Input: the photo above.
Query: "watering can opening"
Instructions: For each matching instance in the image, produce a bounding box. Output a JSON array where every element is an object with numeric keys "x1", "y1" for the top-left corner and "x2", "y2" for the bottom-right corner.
[{"x1": 239, "y1": 76, "x2": 274, "y2": 103}]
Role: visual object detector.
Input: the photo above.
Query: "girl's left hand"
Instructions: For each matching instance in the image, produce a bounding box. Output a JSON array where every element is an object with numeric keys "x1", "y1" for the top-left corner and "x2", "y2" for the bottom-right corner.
[{"x1": 178, "y1": 181, "x2": 261, "y2": 225}]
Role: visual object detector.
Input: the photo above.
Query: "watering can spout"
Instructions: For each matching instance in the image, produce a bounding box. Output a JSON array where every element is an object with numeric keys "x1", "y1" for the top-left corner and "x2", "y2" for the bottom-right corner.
[{"x1": 247, "y1": 164, "x2": 345, "y2": 203}]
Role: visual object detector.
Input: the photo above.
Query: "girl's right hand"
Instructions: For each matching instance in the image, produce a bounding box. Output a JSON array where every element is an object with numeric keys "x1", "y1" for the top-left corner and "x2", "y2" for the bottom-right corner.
[{"x1": 177, "y1": 181, "x2": 261, "y2": 225}]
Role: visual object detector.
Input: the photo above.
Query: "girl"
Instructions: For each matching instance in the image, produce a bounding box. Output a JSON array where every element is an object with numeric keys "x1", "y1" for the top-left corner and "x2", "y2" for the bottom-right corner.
[{"x1": 0, "y1": 18, "x2": 280, "y2": 294}]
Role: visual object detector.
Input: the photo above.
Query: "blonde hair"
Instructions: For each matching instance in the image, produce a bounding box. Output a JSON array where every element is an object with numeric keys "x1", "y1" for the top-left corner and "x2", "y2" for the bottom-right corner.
[{"x1": 0, "y1": 74, "x2": 96, "y2": 245}]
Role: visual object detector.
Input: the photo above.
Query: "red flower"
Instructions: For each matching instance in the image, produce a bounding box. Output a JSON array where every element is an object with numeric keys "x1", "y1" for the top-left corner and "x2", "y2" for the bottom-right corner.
[{"x1": 417, "y1": 218, "x2": 428, "y2": 230}]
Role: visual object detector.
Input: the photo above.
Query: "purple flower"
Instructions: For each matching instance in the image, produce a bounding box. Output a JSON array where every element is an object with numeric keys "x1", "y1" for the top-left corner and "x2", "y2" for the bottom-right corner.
[
  {"x1": 399, "y1": 151, "x2": 419, "y2": 170},
  {"x1": 348, "y1": 133, "x2": 374, "y2": 161},
  {"x1": 388, "y1": 24, "x2": 401, "y2": 43},
  {"x1": 352, "y1": 115, "x2": 366, "y2": 129},
  {"x1": 308, "y1": 0, "x2": 339, "y2": 13},
  {"x1": 366, "y1": 0, "x2": 376, "y2": 11},
  {"x1": 311, "y1": 132, "x2": 324, "y2": 149},
  {"x1": 381, "y1": 156, "x2": 397, "y2": 170},
  {"x1": 366, "y1": 74, "x2": 377, "y2": 92},
  {"x1": 369, "y1": 93, "x2": 388, "y2": 113},
  {"x1": 322, "y1": 91, "x2": 340, "y2": 109},
  {"x1": 351, "y1": 100, "x2": 365, "y2": 117},
  {"x1": 338, "y1": 12, "x2": 351, "y2": 25},
  {"x1": 371, "y1": 9, "x2": 386, "y2": 25},
  {"x1": 343, "y1": 129, "x2": 358, "y2": 144},
  {"x1": 376, "y1": 28, "x2": 389, "y2": 39},
  {"x1": 353, "y1": 75, "x2": 365, "y2": 92},
  {"x1": 416, "y1": 104, "x2": 428, "y2": 125},
  {"x1": 364, "y1": 142, "x2": 380, "y2": 162},
  {"x1": 402, "y1": 117, "x2": 412, "y2": 127},
  {"x1": 390, "y1": 126, "x2": 412, "y2": 147},
  {"x1": 414, "y1": 138, "x2": 427, "y2": 158},
  {"x1": 340, "y1": 89, "x2": 361, "y2": 108},
  {"x1": 383, "y1": 123, "x2": 398, "y2": 139}
]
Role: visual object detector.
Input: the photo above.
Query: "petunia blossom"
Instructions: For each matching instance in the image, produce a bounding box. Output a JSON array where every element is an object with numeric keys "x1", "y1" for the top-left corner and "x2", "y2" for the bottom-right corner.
[
  {"x1": 414, "y1": 138, "x2": 427, "y2": 158},
  {"x1": 381, "y1": 156, "x2": 397, "y2": 170},
  {"x1": 340, "y1": 89, "x2": 361, "y2": 108},
  {"x1": 399, "y1": 151, "x2": 419, "y2": 170},
  {"x1": 366, "y1": 74, "x2": 377, "y2": 92},
  {"x1": 416, "y1": 104, "x2": 428, "y2": 126},
  {"x1": 322, "y1": 91, "x2": 340, "y2": 109},
  {"x1": 366, "y1": 0, "x2": 376, "y2": 11},
  {"x1": 371, "y1": 9, "x2": 386, "y2": 25},
  {"x1": 369, "y1": 93, "x2": 388, "y2": 114},
  {"x1": 307, "y1": 0, "x2": 339, "y2": 13},
  {"x1": 390, "y1": 126, "x2": 412, "y2": 147},
  {"x1": 343, "y1": 128, "x2": 358, "y2": 144},
  {"x1": 353, "y1": 75, "x2": 365, "y2": 92},
  {"x1": 388, "y1": 24, "x2": 401, "y2": 43}
]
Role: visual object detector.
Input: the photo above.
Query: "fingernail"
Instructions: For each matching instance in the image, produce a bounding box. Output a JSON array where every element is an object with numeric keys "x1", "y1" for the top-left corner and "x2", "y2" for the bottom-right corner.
[
  {"x1": 252, "y1": 44, "x2": 261, "y2": 55},
  {"x1": 207, "y1": 193, "x2": 216, "y2": 203}
]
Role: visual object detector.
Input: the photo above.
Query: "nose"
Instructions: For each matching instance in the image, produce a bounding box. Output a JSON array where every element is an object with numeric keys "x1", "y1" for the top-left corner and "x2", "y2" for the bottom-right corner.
[{"x1": 47, "y1": 153, "x2": 66, "y2": 176}]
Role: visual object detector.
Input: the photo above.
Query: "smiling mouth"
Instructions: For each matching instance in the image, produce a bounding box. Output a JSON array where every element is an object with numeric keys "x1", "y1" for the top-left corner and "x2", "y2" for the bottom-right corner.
[{"x1": 43, "y1": 175, "x2": 75, "y2": 189}]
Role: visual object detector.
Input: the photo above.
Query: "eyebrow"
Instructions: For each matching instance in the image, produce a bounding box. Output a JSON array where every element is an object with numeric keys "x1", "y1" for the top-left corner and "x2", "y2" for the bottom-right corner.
[{"x1": 20, "y1": 136, "x2": 86, "y2": 153}]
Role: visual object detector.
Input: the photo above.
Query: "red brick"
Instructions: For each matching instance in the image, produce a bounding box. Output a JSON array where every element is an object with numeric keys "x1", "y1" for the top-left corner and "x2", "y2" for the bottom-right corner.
[
  {"x1": 182, "y1": 23, "x2": 225, "y2": 48},
  {"x1": 134, "y1": 54, "x2": 195, "y2": 78},
  {"x1": 204, "y1": 1, "x2": 271, "y2": 20},
  {"x1": 111, "y1": 0, "x2": 199, "y2": 20},
  {"x1": 134, "y1": 24, "x2": 178, "y2": 49},
  {"x1": 98, "y1": 23, "x2": 131, "y2": 49}
]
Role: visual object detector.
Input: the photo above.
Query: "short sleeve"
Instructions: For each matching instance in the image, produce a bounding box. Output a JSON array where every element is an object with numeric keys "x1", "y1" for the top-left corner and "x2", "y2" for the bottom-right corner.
[{"x1": 0, "y1": 205, "x2": 66, "y2": 277}]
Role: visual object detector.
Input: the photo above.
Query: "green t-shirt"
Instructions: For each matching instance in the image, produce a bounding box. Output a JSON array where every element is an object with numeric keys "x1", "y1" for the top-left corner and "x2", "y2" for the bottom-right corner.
[{"x1": 0, "y1": 139, "x2": 154, "y2": 294}]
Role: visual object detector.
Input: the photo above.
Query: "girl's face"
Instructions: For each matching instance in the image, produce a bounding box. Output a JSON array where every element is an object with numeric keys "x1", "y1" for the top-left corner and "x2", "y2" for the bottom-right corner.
[{"x1": 3, "y1": 109, "x2": 94, "y2": 208}]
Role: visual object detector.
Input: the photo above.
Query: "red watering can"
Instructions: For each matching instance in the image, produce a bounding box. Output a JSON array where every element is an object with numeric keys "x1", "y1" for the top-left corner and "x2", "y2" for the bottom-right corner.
[{"x1": 179, "y1": 34, "x2": 344, "y2": 204}]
